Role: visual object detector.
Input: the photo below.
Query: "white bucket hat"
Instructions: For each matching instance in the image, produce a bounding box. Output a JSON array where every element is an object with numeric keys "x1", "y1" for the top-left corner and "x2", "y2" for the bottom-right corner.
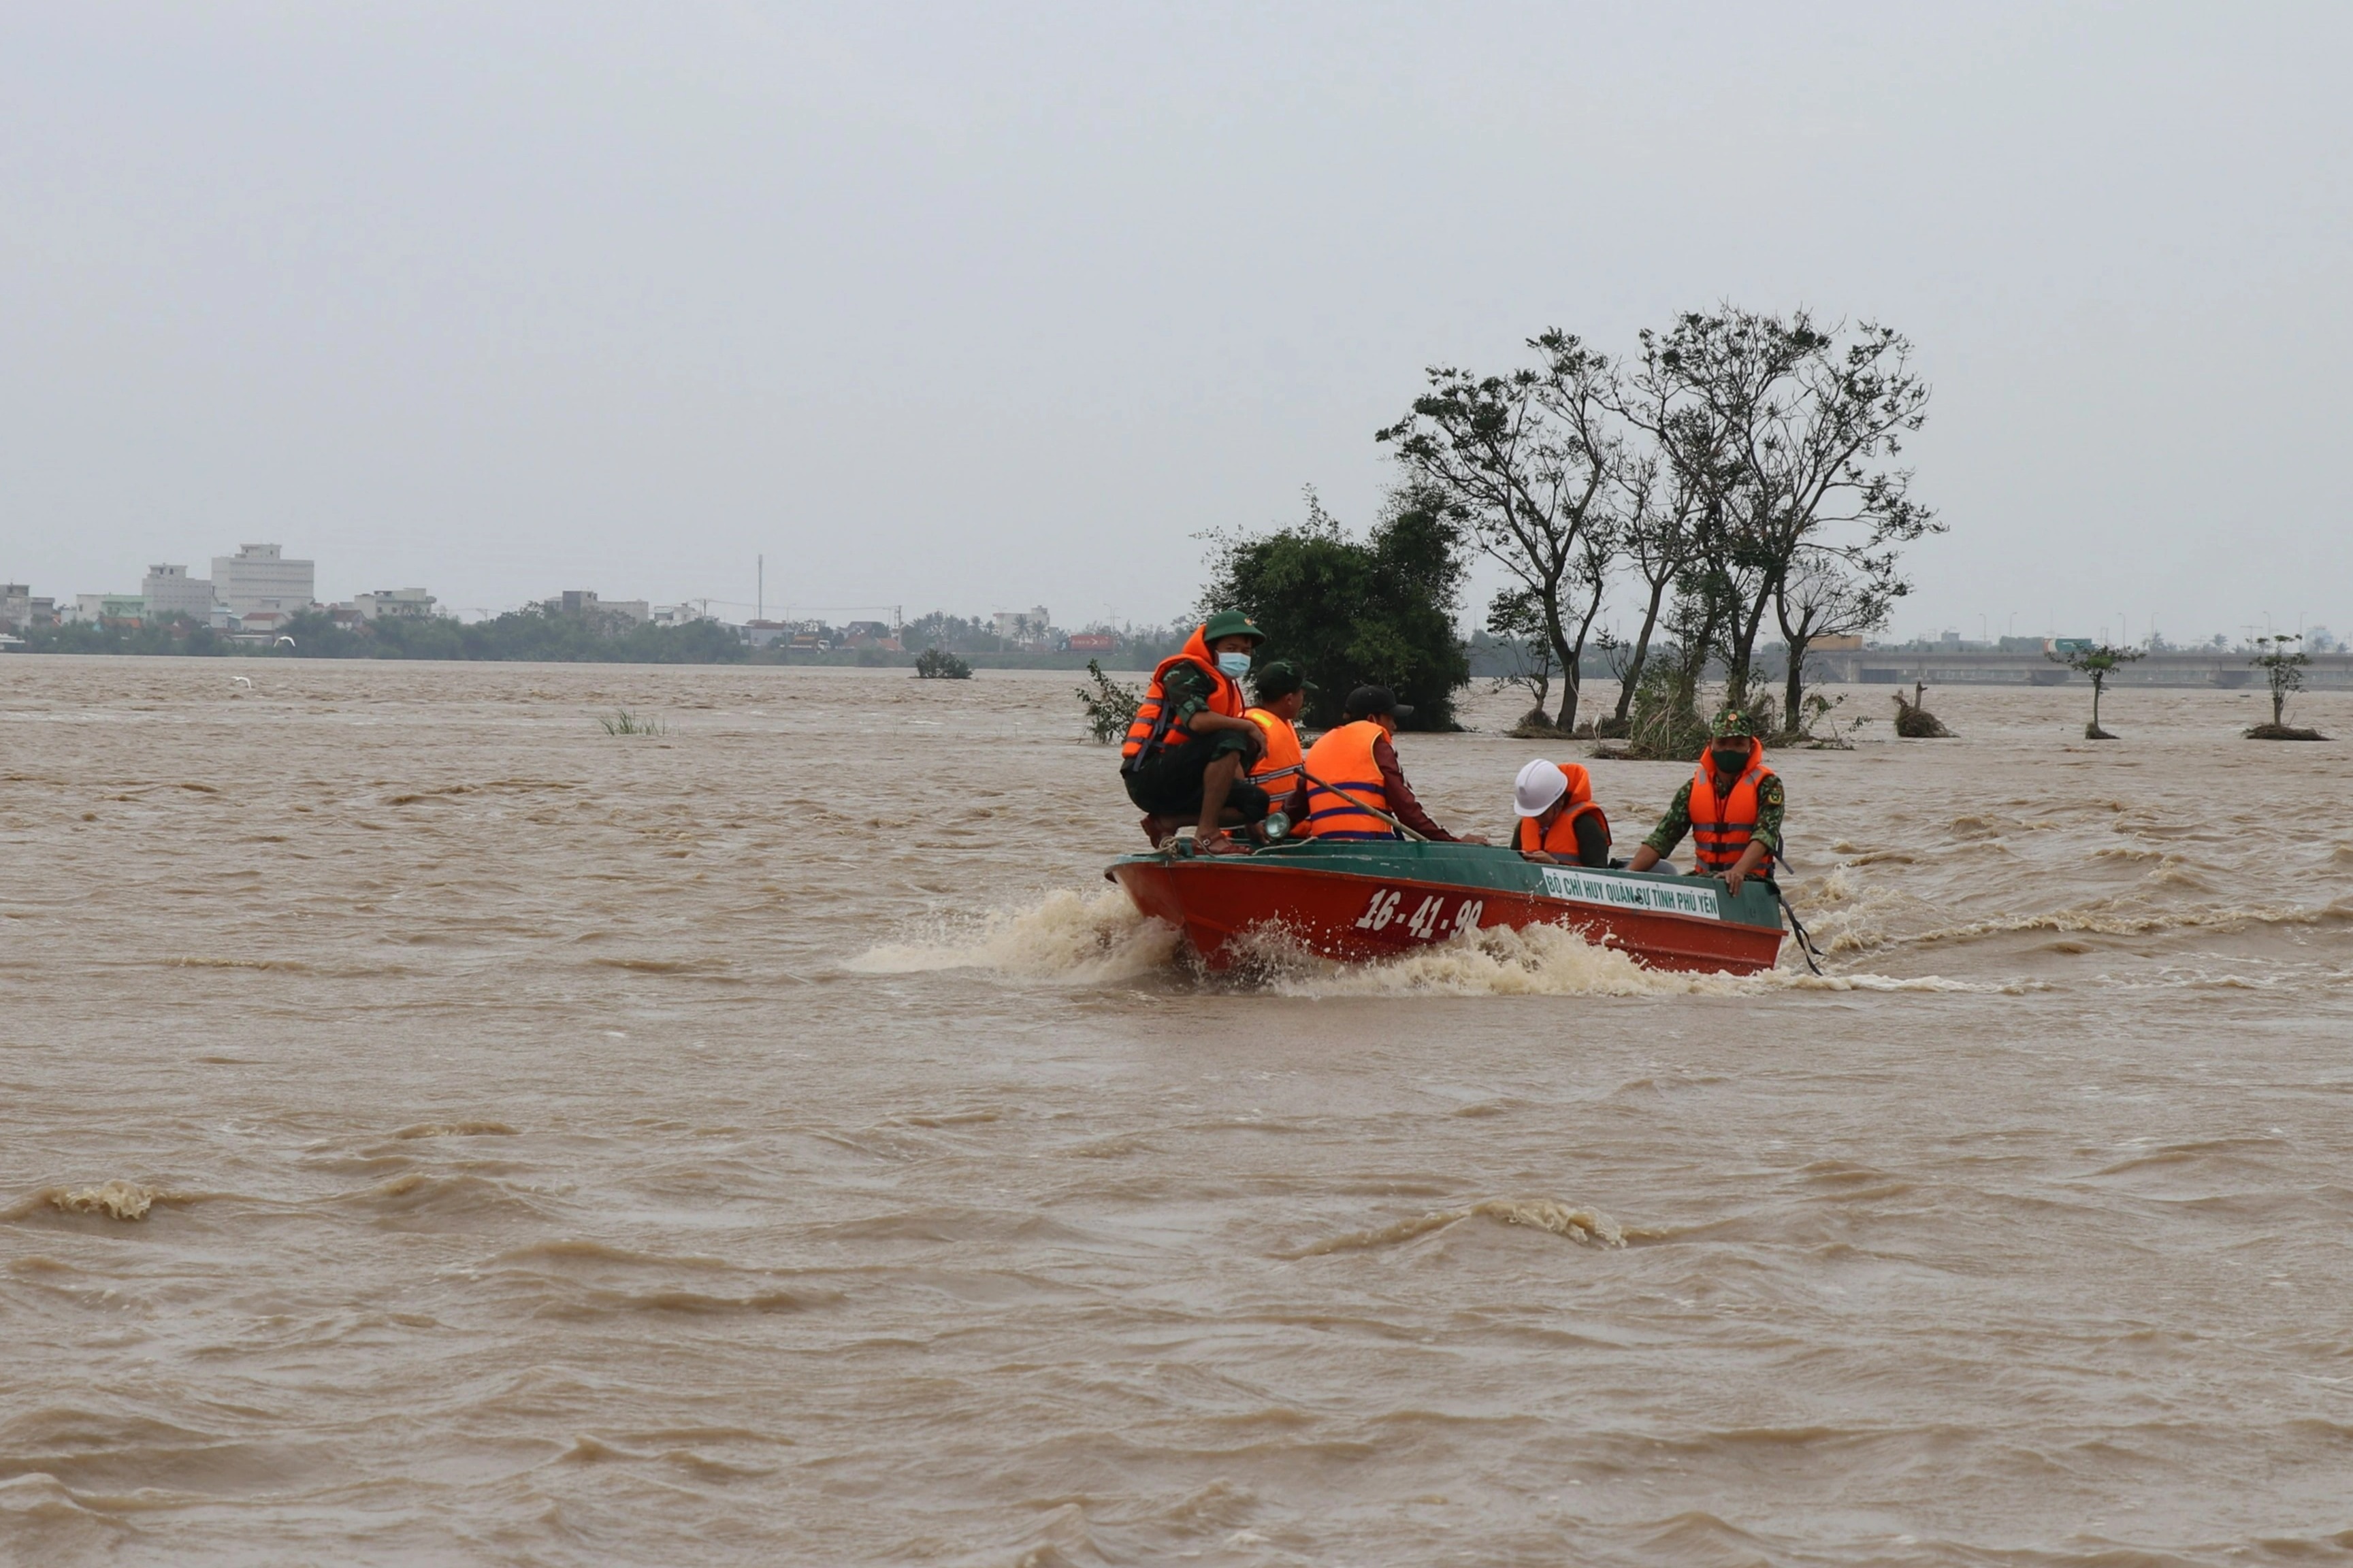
[{"x1": 1514, "y1": 759, "x2": 1569, "y2": 817}]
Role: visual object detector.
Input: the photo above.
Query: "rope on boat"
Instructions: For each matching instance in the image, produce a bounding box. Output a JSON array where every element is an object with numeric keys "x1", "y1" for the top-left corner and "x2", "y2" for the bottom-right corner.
[{"x1": 1778, "y1": 893, "x2": 1827, "y2": 976}]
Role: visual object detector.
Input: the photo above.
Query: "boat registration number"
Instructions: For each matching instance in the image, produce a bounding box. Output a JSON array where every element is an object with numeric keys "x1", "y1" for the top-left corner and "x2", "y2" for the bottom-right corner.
[
  {"x1": 1538, "y1": 866, "x2": 1722, "y2": 920},
  {"x1": 1352, "y1": 889, "x2": 1484, "y2": 941}
]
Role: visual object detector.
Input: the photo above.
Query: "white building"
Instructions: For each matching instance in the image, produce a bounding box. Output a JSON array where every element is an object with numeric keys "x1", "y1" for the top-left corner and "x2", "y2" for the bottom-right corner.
[
  {"x1": 72, "y1": 593, "x2": 147, "y2": 623},
  {"x1": 548, "y1": 590, "x2": 649, "y2": 627},
  {"x1": 142, "y1": 564, "x2": 216, "y2": 622},
  {"x1": 354, "y1": 588, "x2": 436, "y2": 621},
  {"x1": 211, "y1": 544, "x2": 316, "y2": 619},
  {"x1": 992, "y1": 606, "x2": 1052, "y2": 643}
]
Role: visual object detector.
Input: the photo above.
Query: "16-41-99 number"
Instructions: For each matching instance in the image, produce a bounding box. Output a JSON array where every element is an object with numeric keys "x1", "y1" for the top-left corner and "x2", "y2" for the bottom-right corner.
[{"x1": 1352, "y1": 887, "x2": 1483, "y2": 941}]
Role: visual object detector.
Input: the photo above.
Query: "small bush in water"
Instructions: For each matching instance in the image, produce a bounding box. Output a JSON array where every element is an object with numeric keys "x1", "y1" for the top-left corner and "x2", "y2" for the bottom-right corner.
[
  {"x1": 915, "y1": 648, "x2": 973, "y2": 680},
  {"x1": 1075, "y1": 659, "x2": 1141, "y2": 744},
  {"x1": 598, "y1": 709, "x2": 666, "y2": 736}
]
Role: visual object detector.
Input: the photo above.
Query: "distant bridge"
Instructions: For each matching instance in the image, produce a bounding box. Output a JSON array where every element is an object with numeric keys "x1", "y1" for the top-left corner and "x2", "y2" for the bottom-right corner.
[{"x1": 1806, "y1": 649, "x2": 2353, "y2": 691}]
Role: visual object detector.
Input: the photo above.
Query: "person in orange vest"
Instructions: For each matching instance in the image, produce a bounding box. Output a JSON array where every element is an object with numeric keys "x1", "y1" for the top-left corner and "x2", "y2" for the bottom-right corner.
[
  {"x1": 1120, "y1": 610, "x2": 1273, "y2": 855},
  {"x1": 1299, "y1": 685, "x2": 1487, "y2": 843},
  {"x1": 1511, "y1": 758, "x2": 1611, "y2": 867},
  {"x1": 1242, "y1": 660, "x2": 1311, "y2": 830},
  {"x1": 1626, "y1": 709, "x2": 1783, "y2": 895}
]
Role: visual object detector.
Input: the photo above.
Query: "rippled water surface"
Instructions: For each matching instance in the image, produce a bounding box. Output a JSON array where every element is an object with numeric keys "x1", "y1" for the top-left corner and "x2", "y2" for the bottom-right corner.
[{"x1": 4, "y1": 658, "x2": 2352, "y2": 1566}]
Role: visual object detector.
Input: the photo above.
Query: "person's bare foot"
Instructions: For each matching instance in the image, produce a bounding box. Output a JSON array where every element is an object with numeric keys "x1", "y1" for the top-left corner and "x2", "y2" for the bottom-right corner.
[{"x1": 1139, "y1": 815, "x2": 1170, "y2": 847}]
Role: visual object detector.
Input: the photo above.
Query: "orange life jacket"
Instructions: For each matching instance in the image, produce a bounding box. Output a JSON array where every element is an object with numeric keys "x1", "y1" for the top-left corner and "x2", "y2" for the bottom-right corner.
[
  {"x1": 1244, "y1": 706, "x2": 1303, "y2": 800},
  {"x1": 1689, "y1": 738, "x2": 1774, "y2": 873},
  {"x1": 1300, "y1": 720, "x2": 1396, "y2": 840},
  {"x1": 1120, "y1": 625, "x2": 1245, "y2": 769},
  {"x1": 1515, "y1": 762, "x2": 1610, "y2": 857}
]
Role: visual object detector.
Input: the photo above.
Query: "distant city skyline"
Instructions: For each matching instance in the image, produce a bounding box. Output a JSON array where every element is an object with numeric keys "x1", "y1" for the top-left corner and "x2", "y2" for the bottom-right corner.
[
  {"x1": 10, "y1": 530, "x2": 2335, "y2": 653},
  {"x1": 3, "y1": 7, "x2": 2346, "y2": 643}
]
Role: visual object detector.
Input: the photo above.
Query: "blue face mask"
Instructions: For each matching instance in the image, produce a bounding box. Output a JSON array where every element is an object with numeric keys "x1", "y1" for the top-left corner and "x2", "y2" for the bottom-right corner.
[{"x1": 1216, "y1": 651, "x2": 1253, "y2": 680}]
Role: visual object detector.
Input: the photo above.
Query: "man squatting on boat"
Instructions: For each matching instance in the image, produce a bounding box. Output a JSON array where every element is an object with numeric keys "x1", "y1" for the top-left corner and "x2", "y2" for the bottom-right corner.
[{"x1": 1120, "y1": 611, "x2": 1277, "y2": 855}]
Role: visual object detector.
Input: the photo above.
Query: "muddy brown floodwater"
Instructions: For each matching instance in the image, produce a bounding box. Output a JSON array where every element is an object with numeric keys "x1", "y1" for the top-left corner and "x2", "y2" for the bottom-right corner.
[{"x1": 3, "y1": 657, "x2": 2351, "y2": 1566}]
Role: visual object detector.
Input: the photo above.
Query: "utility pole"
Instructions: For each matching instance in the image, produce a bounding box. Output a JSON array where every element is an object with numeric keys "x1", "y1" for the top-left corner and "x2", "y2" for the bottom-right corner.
[{"x1": 757, "y1": 555, "x2": 764, "y2": 623}]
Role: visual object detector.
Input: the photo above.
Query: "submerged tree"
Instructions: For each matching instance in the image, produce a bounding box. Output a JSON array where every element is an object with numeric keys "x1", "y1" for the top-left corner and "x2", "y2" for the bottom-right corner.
[
  {"x1": 1199, "y1": 486, "x2": 1470, "y2": 730},
  {"x1": 1074, "y1": 659, "x2": 1141, "y2": 744},
  {"x1": 1484, "y1": 586, "x2": 1561, "y2": 730},
  {"x1": 1774, "y1": 553, "x2": 1901, "y2": 730},
  {"x1": 1364, "y1": 305, "x2": 1943, "y2": 745},
  {"x1": 2048, "y1": 643, "x2": 2143, "y2": 738},
  {"x1": 914, "y1": 648, "x2": 973, "y2": 680},
  {"x1": 1629, "y1": 308, "x2": 1938, "y2": 712},
  {"x1": 2247, "y1": 636, "x2": 2326, "y2": 740},
  {"x1": 1601, "y1": 434, "x2": 1708, "y2": 729},
  {"x1": 1378, "y1": 331, "x2": 1622, "y2": 732},
  {"x1": 1891, "y1": 681, "x2": 1953, "y2": 738}
]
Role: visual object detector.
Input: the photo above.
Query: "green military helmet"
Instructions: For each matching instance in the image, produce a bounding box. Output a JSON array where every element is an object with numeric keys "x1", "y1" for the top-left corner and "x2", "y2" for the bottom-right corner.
[
  {"x1": 1710, "y1": 708, "x2": 1758, "y2": 740},
  {"x1": 1250, "y1": 659, "x2": 1312, "y2": 701},
  {"x1": 1201, "y1": 610, "x2": 1265, "y2": 646}
]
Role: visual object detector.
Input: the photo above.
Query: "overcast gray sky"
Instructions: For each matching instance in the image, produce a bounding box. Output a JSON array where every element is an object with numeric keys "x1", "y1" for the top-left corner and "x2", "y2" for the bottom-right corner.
[{"x1": 4, "y1": 3, "x2": 2347, "y2": 642}]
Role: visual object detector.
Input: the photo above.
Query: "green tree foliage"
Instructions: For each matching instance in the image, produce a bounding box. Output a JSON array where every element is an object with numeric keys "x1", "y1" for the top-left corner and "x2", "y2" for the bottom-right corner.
[
  {"x1": 597, "y1": 709, "x2": 666, "y2": 735},
  {"x1": 18, "y1": 615, "x2": 228, "y2": 656},
  {"x1": 1625, "y1": 656, "x2": 1710, "y2": 762},
  {"x1": 903, "y1": 612, "x2": 999, "y2": 653},
  {"x1": 269, "y1": 608, "x2": 748, "y2": 663},
  {"x1": 1483, "y1": 586, "x2": 1558, "y2": 728},
  {"x1": 913, "y1": 648, "x2": 973, "y2": 679},
  {"x1": 2247, "y1": 636, "x2": 2326, "y2": 739},
  {"x1": 1075, "y1": 659, "x2": 1141, "y2": 743},
  {"x1": 1199, "y1": 487, "x2": 1470, "y2": 731},
  {"x1": 2252, "y1": 636, "x2": 2309, "y2": 728},
  {"x1": 2047, "y1": 642, "x2": 2143, "y2": 738},
  {"x1": 1378, "y1": 332, "x2": 1619, "y2": 731},
  {"x1": 1625, "y1": 308, "x2": 1936, "y2": 719},
  {"x1": 1382, "y1": 310, "x2": 1937, "y2": 732}
]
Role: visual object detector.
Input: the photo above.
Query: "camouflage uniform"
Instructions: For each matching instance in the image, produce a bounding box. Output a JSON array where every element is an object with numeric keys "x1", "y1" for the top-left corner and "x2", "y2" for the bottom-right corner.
[
  {"x1": 1640, "y1": 773, "x2": 1785, "y2": 860},
  {"x1": 1157, "y1": 662, "x2": 1259, "y2": 764},
  {"x1": 1641, "y1": 708, "x2": 1785, "y2": 864}
]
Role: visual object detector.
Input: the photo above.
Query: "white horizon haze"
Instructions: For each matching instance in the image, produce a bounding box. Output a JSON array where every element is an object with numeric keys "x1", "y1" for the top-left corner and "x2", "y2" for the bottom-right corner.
[{"x1": 2, "y1": 3, "x2": 2347, "y2": 645}]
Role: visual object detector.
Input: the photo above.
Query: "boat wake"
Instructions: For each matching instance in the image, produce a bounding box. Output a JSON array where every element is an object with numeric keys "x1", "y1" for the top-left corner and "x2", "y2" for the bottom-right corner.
[
  {"x1": 845, "y1": 887, "x2": 1184, "y2": 983},
  {"x1": 848, "y1": 889, "x2": 2020, "y2": 997},
  {"x1": 1235, "y1": 919, "x2": 2025, "y2": 997},
  {"x1": 1789, "y1": 860, "x2": 2353, "y2": 957}
]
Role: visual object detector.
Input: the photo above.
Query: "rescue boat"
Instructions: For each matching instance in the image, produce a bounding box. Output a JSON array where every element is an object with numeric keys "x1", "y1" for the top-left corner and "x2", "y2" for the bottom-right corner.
[{"x1": 1109, "y1": 838, "x2": 1787, "y2": 974}]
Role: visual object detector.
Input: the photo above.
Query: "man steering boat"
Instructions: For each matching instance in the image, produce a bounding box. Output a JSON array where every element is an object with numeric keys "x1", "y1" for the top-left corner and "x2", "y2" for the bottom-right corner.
[{"x1": 1625, "y1": 709, "x2": 1783, "y2": 896}]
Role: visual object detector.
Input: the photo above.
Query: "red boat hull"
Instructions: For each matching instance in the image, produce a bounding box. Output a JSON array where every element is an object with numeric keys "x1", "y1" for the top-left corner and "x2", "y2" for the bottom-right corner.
[{"x1": 1111, "y1": 847, "x2": 1784, "y2": 975}]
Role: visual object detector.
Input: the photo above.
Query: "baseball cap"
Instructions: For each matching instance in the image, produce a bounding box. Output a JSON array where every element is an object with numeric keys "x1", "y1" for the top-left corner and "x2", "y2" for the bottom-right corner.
[
  {"x1": 1251, "y1": 659, "x2": 1312, "y2": 700},
  {"x1": 1342, "y1": 685, "x2": 1414, "y2": 722}
]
